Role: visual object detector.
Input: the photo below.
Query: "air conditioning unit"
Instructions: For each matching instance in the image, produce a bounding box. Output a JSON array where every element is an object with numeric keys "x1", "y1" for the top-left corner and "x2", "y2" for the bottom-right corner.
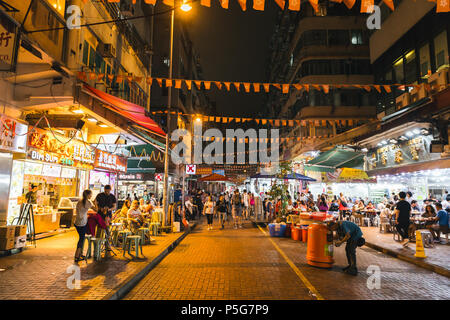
[
  {"x1": 410, "y1": 83, "x2": 427, "y2": 103},
  {"x1": 120, "y1": 3, "x2": 134, "y2": 17},
  {"x1": 98, "y1": 43, "x2": 116, "y2": 58},
  {"x1": 395, "y1": 92, "x2": 410, "y2": 110},
  {"x1": 428, "y1": 68, "x2": 449, "y2": 94}
]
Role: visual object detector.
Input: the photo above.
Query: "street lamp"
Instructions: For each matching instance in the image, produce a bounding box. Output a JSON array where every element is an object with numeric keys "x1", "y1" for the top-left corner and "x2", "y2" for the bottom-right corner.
[{"x1": 162, "y1": 0, "x2": 191, "y2": 227}]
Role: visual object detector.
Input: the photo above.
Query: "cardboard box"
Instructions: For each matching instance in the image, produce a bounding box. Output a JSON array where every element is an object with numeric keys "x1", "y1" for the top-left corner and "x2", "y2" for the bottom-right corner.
[
  {"x1": 0, "y1": 238, "x2": 15, "y2": 251},
  {"x1": 14, "y1": 235, "x2": 27, "y2": 249},
  {"x1": 0, "y1": 226, "x2": 15, "y2": 239},
  {"x1": 14, "y1": 225, "x2": 27, "y2": 237}
]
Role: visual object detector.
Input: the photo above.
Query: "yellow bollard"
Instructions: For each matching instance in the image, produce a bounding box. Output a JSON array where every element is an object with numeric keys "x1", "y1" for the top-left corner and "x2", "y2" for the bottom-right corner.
[{"x1": 414, "y1": 230, "x2": 426, "y2": 258}]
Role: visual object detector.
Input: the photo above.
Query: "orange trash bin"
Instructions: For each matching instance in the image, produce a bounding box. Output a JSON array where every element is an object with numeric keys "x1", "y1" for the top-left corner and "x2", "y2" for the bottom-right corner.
[
  {"x1": 291, "y1": 226, "x2": 301, "y2": 241},
  {"x1": 301, "y1": 226, "x2": 308, "y2": 242},
  {"x1": 306, "y1": 223, "x2": 334, "y2": 269}
]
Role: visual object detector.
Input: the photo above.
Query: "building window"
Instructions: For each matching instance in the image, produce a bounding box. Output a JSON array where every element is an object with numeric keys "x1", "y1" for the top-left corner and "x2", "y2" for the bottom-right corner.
[
  {"x1": 45, "y1": 0, "x2": 65, "y2": 17},
  {"x1": 404, "y1": 50, "x2": 417, "y2": 83},
  {"x1": 434, "y1": 30, "x2": 449, "y2": 71},
  {"x1": 328, "y1": 30, "x2": 349, "y2": 46},
  {"x1": 350, "y1": 30, "x2": 364, "y2": 45},
  {"x1": 393, "y1": 57, "x2": 404, "y2": 83},
  {"x1": 419, "y1": 43, "x2": 430, "y2": 78}
]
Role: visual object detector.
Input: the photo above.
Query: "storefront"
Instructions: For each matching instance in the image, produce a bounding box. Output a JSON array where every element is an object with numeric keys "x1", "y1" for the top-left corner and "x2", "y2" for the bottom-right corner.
[
  {"x1": 1, "y1": 114, "x2": 28, "y2": 226},
  {"x1": 117, "y1": 172, "x2": 155, "y2": 201},
  {"x1": 89, "y1": 149, "x2": 127, "y2": 198}
]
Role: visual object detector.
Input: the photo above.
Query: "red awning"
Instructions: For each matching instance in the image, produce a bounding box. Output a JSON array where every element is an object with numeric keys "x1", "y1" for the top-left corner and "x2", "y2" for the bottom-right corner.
[{"x1": 83, "y1": 84, "x2": 166, "y2": 137}]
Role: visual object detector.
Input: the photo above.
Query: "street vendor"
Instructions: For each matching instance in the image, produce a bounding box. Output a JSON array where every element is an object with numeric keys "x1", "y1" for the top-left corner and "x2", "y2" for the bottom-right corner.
[{"x1": 327, "y1": 220, "x2": 364, "y2": 276}]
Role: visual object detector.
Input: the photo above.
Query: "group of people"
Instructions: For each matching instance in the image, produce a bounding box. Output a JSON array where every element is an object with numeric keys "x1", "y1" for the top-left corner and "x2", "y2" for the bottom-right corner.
[
  {"x1": 185, "y1": 189, "x2": 258, "y2": 230},
  {"x1": 74, "y1": 186, "x2": 165, "y2": 262},
  {"x1": 73, "y1": 185, "x2": 117, "y2": 262}
]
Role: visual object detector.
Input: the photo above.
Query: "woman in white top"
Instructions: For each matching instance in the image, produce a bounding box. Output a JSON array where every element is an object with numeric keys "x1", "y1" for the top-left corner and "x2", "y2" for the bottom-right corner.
[
  {"x1": 127, "y1": 200, "x2": 145, "y2": 230},
  {"x1": 74, "y1": 189, "x2": 96, "y2": 262},
  {"x1": 203, "y1": 196, "x2": 215, "y2": 230}
]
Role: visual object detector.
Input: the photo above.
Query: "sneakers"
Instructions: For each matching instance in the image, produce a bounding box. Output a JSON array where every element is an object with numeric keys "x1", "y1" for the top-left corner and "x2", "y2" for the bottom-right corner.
[
  {"x1": 402, "y1": 239, "x2": 410, "y2": 247},
  {"x1": 342, "y1": 265, "x2": 350, "y2": 271}
]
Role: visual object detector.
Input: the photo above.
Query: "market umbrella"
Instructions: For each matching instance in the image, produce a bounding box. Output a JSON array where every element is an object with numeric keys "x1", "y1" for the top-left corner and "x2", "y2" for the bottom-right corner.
[{"x1": 198, "y1": 173, "x2": 230, "y2": 182}]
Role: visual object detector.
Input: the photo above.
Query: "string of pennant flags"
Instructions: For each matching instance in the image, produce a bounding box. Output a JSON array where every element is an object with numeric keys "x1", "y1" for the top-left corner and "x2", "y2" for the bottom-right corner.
[
  {"x1": 77, "y1": 72, "x2": 427, "y2": 95},
  {"x1": 152, "y1": 109, "x2": 368, "y2": 128},
  {"x1": 85, "y1": 0, "x2": 450, "y2": 14}
]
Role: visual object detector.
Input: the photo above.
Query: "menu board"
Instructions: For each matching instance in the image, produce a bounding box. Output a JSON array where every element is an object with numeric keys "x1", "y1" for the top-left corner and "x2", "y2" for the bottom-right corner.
[
  {"x1": 24, "y1": 162, "x2": 43, "y2": 175},
  {"x1": 42, "y1": 164, "x2": 62, "y2": 177},
  {"x1": 61, "y1": 167, "x2": 77, "y2": 179}
]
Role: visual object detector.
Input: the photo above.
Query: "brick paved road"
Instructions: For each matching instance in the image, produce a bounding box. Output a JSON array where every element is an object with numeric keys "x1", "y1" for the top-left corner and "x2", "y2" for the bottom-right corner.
[
  {"x1": 0, "y1": 230, "x2": 184, "y2": 300},
  {"x1": 125, "y1": 221, "x2": 450, "y2": 300}
]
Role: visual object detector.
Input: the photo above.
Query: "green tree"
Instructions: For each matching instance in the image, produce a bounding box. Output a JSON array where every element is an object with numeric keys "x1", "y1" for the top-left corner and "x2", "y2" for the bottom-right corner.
[{"x1": 267, "y1": 162, "x2": 293, "y2": 222}]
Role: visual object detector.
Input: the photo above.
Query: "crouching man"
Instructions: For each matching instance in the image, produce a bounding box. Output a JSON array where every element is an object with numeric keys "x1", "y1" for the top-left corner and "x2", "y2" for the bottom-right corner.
[{"x1": 327, "y1": 221, "x2": 365, "y2": 276}]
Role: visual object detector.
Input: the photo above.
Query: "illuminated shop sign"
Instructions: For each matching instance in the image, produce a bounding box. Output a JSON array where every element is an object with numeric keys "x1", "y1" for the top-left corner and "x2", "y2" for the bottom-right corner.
[
  {"x1": 94, "y1": 149, "x2": 127, "y2": 173},
  {"x1": 27, "y1": 127, "x2": 94, "y2": 168},
  {"x1": 0, "y1": 114, "x2": 27, "y2": 153}
]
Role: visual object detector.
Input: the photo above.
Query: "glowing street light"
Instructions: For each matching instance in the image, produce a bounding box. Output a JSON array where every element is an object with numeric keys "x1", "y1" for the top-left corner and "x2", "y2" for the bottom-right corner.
[{"x1": 181, "y1": 0, "x2": 192, "y2": 11}]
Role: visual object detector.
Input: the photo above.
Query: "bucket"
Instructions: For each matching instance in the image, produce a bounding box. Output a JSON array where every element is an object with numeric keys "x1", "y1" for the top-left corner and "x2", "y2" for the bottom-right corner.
[
  {"x1": 301, "y1": 225, "x2": 308, "y2": 242},
  {"x1": 291, "y1": 227, "x2": 302, "y2": 241}
]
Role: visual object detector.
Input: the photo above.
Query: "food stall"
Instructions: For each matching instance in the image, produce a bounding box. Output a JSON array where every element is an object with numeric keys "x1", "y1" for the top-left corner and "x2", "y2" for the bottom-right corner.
[
  {"x1": 17, "y1": 127, "x2": 94, "y2": 233},
  {"x1": 117, "y1": 172, "x2": 155, "y2": 202}
]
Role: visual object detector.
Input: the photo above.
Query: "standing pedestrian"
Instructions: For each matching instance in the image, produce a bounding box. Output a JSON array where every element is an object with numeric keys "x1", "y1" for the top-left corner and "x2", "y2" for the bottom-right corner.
[
  {"x1": 394, "y1": 191, "x2": 412, "y2": 246},
  {"x1": 231, "y1": 190, "x2": 243, "y2": 228},
  {"x1": 203, "y1": 196, "x2": 215, "y2": 230},
  {"x1": 249, "y1": 193, "x2": 255, "y2": 219},
  {"x1": 242, "y1": 190, "x2": 249, "y2": 220},
  {"x1": 216, "y1": 195, "x2": 228, "y2": 229},
  {"x1": 95, "y1": 185, "x2": 116, "y2": 254},
  {"x1": 327, "y1": 220, "x2": 364, "y2": 276},
  {"x1": 74, "y1": 190, "x2": 96, "y2": 262}
]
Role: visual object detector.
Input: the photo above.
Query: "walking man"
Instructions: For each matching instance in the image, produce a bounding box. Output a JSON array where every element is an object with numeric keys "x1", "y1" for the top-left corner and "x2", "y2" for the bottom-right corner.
[
  {"x1": 394, "y1": 191, "x2": 412, "y2": 246},
  {"x1": 327, "y1": 220, "x2": 364, "y2": 276}
]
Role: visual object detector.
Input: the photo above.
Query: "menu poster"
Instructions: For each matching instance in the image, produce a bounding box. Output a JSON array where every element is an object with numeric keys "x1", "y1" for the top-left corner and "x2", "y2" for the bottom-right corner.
[
  {"x1": 42, "y1": 164, "x2": 62, "y2": 177},
  {"x1": 61, "y1": 167, "x2": 77, "y2": 179},
  {"x1": 24, "y1": 162, "x2": 43, "y2": 175}
]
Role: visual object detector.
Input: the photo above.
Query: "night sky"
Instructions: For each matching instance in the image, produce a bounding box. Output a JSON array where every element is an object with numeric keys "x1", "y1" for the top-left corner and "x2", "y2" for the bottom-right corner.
[{"x1": 183, "y1": 0, "x2": 278, "y2": 117}]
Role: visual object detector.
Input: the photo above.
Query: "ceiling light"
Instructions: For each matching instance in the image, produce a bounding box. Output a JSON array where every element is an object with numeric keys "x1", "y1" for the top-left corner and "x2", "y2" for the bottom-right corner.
[
  {"x1": 97, "y1": 122, "x2": 108, "y2": 128},
  {"x1": 361, "y1": 148, "x2": 368, "y2": 152},
  {"x1": 413, "y1": 129, "x2": 420, "y2": 135},
  {"x1": 71, "y1": 108, "x2": 84, "y2": 114},
  {"x1": 377, "y1": 143, "x2": 382, "y2": 146},
  {"x1": 381, "y1": 140, "x2": 387, "y2": 145},
  {"x1": 420, "y1": 129, "x2": 429, "y2": 135},
  {"x1": 87, "y1": 118, "x2": 97, "y2": 123},
  {"x1": 399, "y1": 136, "x2": 407, "y2": 141},
  {"x1": 405, "y1": 131, "x2": 414, "y2": 137},
  {"x1": 389, "y1": 139, "x2": 397, "y2": 144}
]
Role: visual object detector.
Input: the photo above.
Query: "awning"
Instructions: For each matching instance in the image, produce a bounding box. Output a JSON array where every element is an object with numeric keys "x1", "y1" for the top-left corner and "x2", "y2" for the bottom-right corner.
[
  {"x1": 198, "y1": 174, "x2": 230, "y2": 182},
  {"x1": 282, "y1": 173, "x2": 316, "y2": 181},
  {"x1": 83, "y1": 84, "x2": 166, "y2": 137},
  {"x1": 305, "y1": 146, "x2": 364, "y2": 172}
]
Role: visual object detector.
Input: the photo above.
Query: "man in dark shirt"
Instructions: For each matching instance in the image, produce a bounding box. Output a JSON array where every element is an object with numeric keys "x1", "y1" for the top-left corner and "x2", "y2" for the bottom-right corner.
[
  {"x1": 25, "y1": 185, "x2": 38, "y2": 204},
  {"x1": 394, "y1": 191, "x2": 411, "y2": 246},
  {"x1": 95, "y1": 185, "x2": 117, "y2": 220}
]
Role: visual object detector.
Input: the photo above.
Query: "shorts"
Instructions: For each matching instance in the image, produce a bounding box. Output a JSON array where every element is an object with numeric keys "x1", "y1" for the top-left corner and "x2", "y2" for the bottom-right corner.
[
  {"x1": 431, "y1": 224, "x2": 449, "y2": 233},
  {"x1": 232, "y1": 207, "x2": 241, "y2": 217}
]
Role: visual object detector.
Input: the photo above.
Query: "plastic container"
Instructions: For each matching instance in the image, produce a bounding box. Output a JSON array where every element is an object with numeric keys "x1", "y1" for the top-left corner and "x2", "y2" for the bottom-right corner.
[
  {"x1": 268, "y1": 223, "x2": 287, "y2": 237},
  {"x1": 306, "y1": 223, "x2": 334, "y2": 269},
  {"x1": 301, "y1": 225, "x2": 308, "y2": 242},
  {"x1": 291, "y1": 227, "x2": 302, "y2": 241},
  {"x1": 311, "y1": 212, "x2": 327, "y2": 221}
]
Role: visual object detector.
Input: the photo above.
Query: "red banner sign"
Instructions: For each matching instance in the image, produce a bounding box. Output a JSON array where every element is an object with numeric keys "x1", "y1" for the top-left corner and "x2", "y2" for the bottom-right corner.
[{"x1": 94, "y1": 149, "x2": 127, "y2": 173}]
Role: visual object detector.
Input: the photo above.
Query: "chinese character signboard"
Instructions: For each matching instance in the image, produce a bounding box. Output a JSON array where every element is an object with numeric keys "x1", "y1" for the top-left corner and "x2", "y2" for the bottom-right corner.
[
  {"x1": 27, "y1": 127, "x2": 95, "y2": 169},
  {"x1": 0, "y1": 12, "x2": 19, "y2": 72},
  {"x1": 0, "y1": 114, "x2": 27, "y2": 153},
  {"x1": 94, "y1": 149, "x2": 127, "y2": 173}
]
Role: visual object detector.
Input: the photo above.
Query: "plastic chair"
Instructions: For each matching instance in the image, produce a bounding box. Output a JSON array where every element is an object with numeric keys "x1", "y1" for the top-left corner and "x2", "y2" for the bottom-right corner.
[
  {"x1": 123, "y1": 235, "x2": 143, "y2": 258},
  {"x1": 86, "y1": 230, "x2": 107, "y2": 261}
]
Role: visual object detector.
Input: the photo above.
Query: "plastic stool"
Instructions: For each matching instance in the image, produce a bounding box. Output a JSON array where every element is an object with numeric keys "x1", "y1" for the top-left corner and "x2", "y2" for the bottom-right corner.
[
  {"x1": 149, "y1": 222, "x2": 160, "y2": 236},
  {"x1": 86, "y1": 236, "x2": 106, "y2": 261},
  {"x1": 138, "y1": 228, "x2": 151, "y2": 244},
  {"x1": 114, "y1": 230, "x2": 131, "y2": 248},
  {"x1": 123, "y1": 235, "x2": 143, "y2": 258}
]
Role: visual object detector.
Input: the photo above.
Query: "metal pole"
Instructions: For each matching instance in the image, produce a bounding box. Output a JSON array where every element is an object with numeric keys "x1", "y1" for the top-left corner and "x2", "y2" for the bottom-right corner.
[{"x1": 162, "y1": 7, "x2": 175, "y2": 226}]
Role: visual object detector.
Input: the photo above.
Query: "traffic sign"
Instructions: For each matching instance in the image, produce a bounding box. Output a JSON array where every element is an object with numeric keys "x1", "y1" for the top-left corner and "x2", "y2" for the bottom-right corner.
[
  {"x1": 186, "y1": 164, "x2": 196, "y2": 175},
  {"x1": 155, "y1": 173, "x2": 163, "y2": 181}
]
